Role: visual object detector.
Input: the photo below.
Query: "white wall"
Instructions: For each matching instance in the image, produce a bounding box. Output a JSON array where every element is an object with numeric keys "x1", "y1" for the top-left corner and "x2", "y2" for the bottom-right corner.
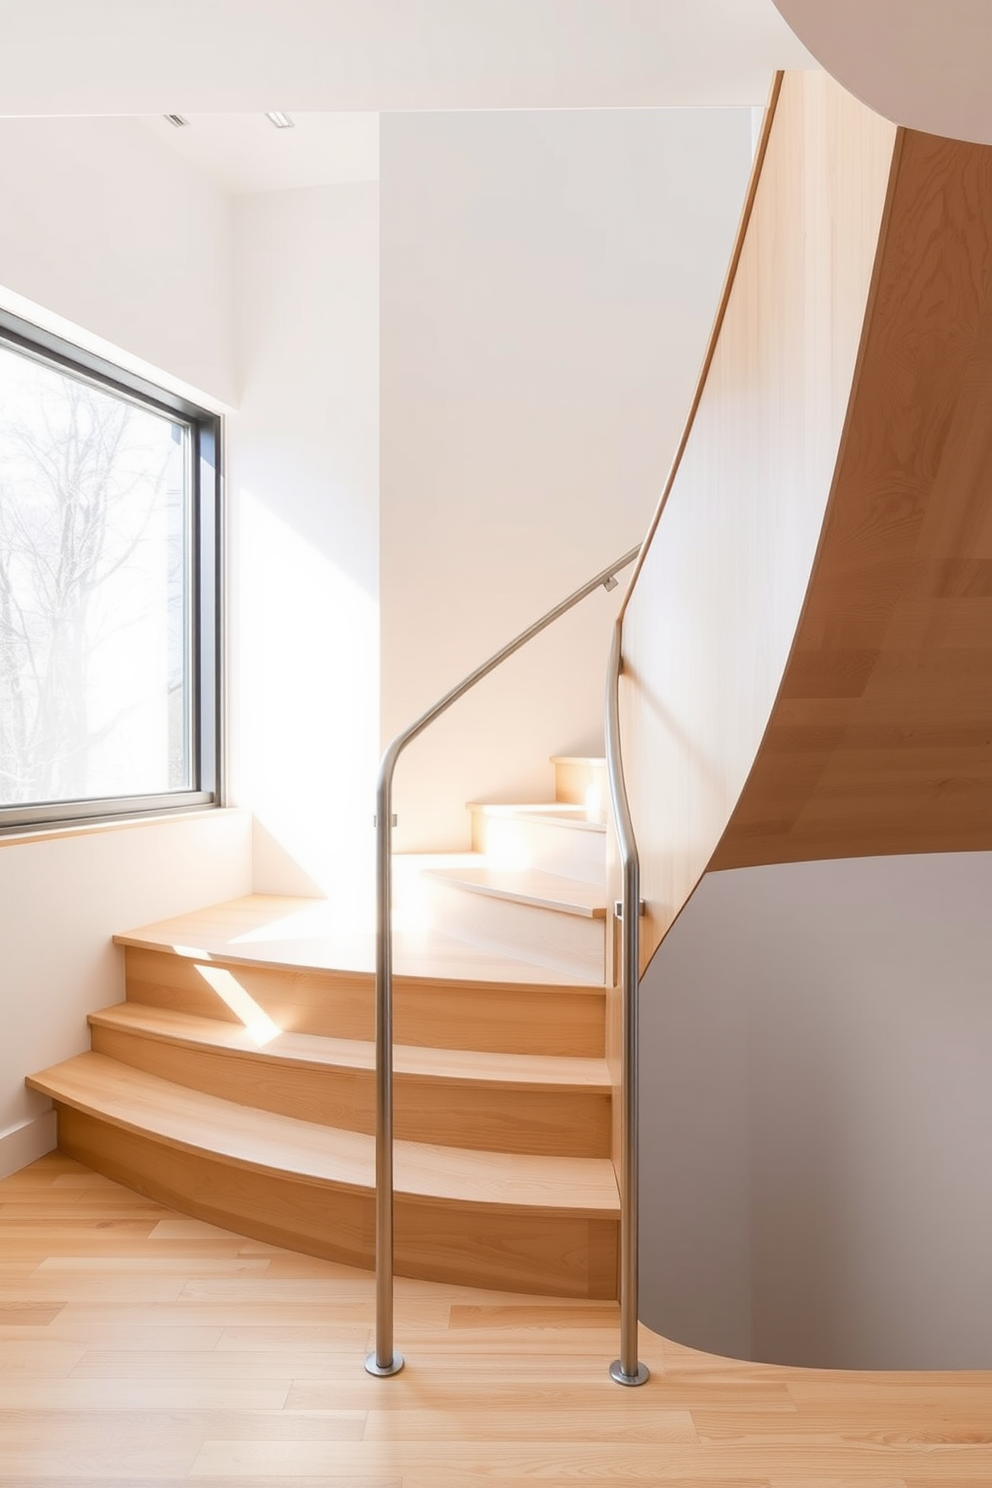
[
  {"x1": 380, "y1": 107, "x2": 753, "y2": 849},
  {"x1": 0, "y1": 810, "x2": 252, "y2": 1177},
  {"x1": 639, "y1": 914, "x2": 753, "y2": 1362},
  {"x1": 0, "y1": 116, "x2": 250, "y2": 1174},
  {"x1": 0, "y1": 117, "x2": 235, "y2": 405},
  {"x1": 640, "y1": 853, "x2": 992, "y2": 1369},
  {"x1": 231, "y1": 182, "x2": 380, "y2": 913}
]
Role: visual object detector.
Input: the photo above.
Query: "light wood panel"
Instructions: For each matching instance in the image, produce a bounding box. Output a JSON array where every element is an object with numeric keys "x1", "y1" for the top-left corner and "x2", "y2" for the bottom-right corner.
[
  {"x1": 27, "y1": 1055, "x2": 619, "y2": 1214},
  {"x1": 57, "y1": 1110, "x2": 619, "y2": 1301},
  {"x1": 617, "y1": 72, "x2": 898, "y2": 971},
  {"x1": 123, "y1": 940, "x2": 607, "y2": 1057},
  {"x1": 27, "y1": 1055, "x2": 619, "y2": 1298},
  {"x1": 93, "y1": 1002, "x2": 609, "y2": 1091},
  {"x1": 88, "y1": 1003, "x2": 612, "y2": 1157},
  {"x1": 712, "y1": 124, "x2": 992, "y2": 867},
  {"x1": 552, "y1": 755, "x2": 608, "y2": 812},
  {"x1": 28, "y1": 892, "x2": 618, "y2": 1297},
  {"x1": 0, "y1": 1153, "x2": 988, "y2": 1485},
  {"x1": 116, "y1": 892, "x2": 601, "y2": 985}
]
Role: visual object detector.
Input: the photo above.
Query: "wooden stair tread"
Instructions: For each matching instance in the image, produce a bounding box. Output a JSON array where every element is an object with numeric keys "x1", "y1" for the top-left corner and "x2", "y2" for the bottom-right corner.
[
  {"x1": 423, "y1": 866, "x2": 607, "y2": 919},
  {"x1": 27, "y1": 1053, "x2": 619, "y2": 1216},
  {"x1": 550, "y1": 755, "x2": 607, "y2": 765},
  {"x1": 89, "y1": 1003, "x2": 611, "y2": 1091},
  {"x1": 468, "y1": 803, "x2": 607, "y2": 833},
  {"x1": 112, "y1": 895, "x2": 605, "y2": 988}
]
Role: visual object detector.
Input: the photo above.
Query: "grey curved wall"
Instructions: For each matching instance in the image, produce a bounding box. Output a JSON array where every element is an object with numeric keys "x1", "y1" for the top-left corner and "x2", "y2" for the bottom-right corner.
[{"x1": 639, "y1": 852, "x2": 992, "y2": 1369}]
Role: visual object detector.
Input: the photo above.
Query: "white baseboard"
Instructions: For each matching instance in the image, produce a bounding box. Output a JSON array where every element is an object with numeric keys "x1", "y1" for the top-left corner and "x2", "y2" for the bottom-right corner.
[{"x1": 0, "y1": 1111, "x2": 57, "y2": 1179}]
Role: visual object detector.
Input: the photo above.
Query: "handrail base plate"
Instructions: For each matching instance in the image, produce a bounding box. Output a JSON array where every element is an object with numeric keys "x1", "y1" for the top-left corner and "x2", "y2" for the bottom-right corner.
[{"x1": 609, "y1": 1359, "x2": 650, "y2": 1387}]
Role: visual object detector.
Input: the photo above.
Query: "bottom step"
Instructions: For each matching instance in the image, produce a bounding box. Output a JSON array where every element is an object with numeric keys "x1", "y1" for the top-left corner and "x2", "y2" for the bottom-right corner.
[{"x1": 28, "y1": 1053, "x2": 620, "y2": 1300}]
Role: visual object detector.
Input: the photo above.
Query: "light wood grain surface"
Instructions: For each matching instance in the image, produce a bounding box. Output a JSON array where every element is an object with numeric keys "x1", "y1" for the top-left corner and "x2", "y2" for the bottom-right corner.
[
  {"x1": 617, "y1": 71, "x2": 898, "y2": 972},
  {"x1": 115, "y1": 893, "x2": 603, "y2": 986},
  {"x1": 0, "y1": 1152, "x2": 987, "y2": 1484},
  {"x1": 28, "y1": 1053, "x2": 620, "y2": 1298},
  {"x1": 27, "y1": 1054, "x2": 619, "y2": 1214},
  {"x1": 551, "y1": 755, "x2": 608, "y2": 811},
  {"x1": 87, "y1": 1004, "x2": 612, "y2": 1158},
  {"x1": 713, "y1": 120, "x2": 992, "y2": 867},
  {"x1": 89, "y1": 1003, "x2": 610, "y2": 1091},
  {"x1": 33, "y1": 892, "x2": 619, "y2": 1296},
  {"x1": 122, "y1": 937, "x2": 607, "y2": 1057}
]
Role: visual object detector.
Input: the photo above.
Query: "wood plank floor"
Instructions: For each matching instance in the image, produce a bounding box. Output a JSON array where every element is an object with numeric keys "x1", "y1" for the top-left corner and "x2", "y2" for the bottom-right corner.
[{"x1": 1, "y1": 1155, "x2": 989, "y2": 1485}]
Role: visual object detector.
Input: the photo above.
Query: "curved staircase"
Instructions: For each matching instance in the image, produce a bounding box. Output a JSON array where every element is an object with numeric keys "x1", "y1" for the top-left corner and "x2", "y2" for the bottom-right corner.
[
  {"x1": 29, "y1": 68, "x2": 992, "y2": 1328},
  {"x1": 27, "y1": 758, "x2": 621, "y2": 1299},
  {"x1": 422, "y1": 755, "x2": 609, "y2": 981}
]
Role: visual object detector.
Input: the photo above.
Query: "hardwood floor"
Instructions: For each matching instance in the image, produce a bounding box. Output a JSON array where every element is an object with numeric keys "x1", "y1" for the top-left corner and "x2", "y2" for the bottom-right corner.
[{"x1": 1, "y1": 1153, "x2": 989, "y2": 1485}]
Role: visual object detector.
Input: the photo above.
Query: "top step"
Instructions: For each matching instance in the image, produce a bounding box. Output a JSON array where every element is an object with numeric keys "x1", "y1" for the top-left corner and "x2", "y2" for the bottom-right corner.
[
  {"x1": 468, "y1": 803, "x2": 606, "y2": 884},
  {"x1": 552, "y1": 756, "x2": 607, "y2": 813}
]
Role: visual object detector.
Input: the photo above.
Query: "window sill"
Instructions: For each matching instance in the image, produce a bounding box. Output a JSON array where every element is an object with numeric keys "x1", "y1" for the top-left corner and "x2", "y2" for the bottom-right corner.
[{"x1": 0, "y1": 804, "x2": 239, "y2": 849}]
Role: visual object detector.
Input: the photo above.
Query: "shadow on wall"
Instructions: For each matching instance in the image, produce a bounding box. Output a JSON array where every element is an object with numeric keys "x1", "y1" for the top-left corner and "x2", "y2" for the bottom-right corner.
[
  {"x1": 250, "y1": 819, "x2": 326, "y2": 901},
  {"x1": 639, "y1": 852, "x2": 992, "y2": 1371}
]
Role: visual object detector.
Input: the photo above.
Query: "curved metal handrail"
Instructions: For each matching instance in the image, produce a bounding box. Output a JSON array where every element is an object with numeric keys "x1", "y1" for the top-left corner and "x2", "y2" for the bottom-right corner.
[
  {"x1": 616, "y1": 73, "x2": 782, "y2": 623},
  {"x1": 366, "y1": 544, "x2": 640, "y2": 1379},
  {"x1": 604, "y1": 617, "x2": 649, "y2": 1385}
]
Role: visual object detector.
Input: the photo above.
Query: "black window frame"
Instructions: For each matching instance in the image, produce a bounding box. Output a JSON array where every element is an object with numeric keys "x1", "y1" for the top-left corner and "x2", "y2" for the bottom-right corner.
[{"x1": 0, "y1": 309, "x2": 224, "y2": 834}]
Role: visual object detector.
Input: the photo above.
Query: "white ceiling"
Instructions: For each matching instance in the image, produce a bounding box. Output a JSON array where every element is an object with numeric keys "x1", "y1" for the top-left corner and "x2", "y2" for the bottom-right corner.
[
  {"x1": 774, "y1": 0, "x2": 992, "y2": 145},
  {"x1": 0, "y1": 0, "x2": 812, "y2": 113},
  {"x1": 0, "y1": 0, "x2": 815, "y2": 195},
  {"x1": 139, "y1": 113, "x2": 380, "y2": 194}
]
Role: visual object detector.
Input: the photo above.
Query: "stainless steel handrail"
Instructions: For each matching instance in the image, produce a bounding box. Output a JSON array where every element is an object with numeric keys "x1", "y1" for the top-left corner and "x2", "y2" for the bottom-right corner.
[
  {"x1": 366, "y1": 544, "x2": 640, "y2": 1379},
  {"x1": 605, "y1": 617, "x2": 649, "y2": 1385}
]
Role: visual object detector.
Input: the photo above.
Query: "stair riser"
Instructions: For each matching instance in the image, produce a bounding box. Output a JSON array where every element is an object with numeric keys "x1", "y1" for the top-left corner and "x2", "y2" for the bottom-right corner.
[
  {"x1": 124, "y1": 947, "x2": 606, "y2": 1057},
  {"x1": 553, "y1": 759, "x2": 608, "y2": 813},
  {"x1": 427, "y1": 882, "x2": 606, "y2": 983},
  {"x1": 57, "y1": 1106, "x2": 619, "y2": 1300},
  {"x1": 90, "y1": 1024, "x2": 611, "y2": 1158},
  {"x1": 470, "y1": 812, "x2": 606, "y2": 884}
]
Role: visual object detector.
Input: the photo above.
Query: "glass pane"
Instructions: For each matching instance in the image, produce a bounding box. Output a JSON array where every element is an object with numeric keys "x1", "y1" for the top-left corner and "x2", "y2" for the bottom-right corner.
[{"x1": 0, "y1": 345, "x2": 191, "y2": 807}]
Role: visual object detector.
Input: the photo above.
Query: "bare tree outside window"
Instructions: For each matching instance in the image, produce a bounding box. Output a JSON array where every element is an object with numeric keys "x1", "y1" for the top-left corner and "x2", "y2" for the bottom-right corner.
[{"x1": 0, "y1": 345, "x2": 191, "y2": 809}]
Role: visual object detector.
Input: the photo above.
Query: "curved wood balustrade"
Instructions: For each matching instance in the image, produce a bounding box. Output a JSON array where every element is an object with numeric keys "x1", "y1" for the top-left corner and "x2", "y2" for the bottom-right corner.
[
  {"x1": 619, "y1": 67, "x2": 992, "y2": 968},
  {"x1": 616, "y1": 70, "x2": 898, "y2": 970},
  {"x1": 713, "y1": 119, "x2": 992, "y2": 869}
]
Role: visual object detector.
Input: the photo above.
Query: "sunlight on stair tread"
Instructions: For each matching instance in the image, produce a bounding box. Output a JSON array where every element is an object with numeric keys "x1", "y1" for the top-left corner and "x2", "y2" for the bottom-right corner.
[
  {"x1": 121, "y1": 893, "x2": 603, "y2": 984},
  {"x1": 194, "y1": 964, "x2": 281, "y2": 1047}
]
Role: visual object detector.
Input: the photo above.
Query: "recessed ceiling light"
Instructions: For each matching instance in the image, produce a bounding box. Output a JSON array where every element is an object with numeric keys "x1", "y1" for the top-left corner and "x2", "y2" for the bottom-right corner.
[
  {"x1": 163, "y1": 114, "x2": 189, "y2": 128},
  {"x1": 265, "y1": 111, "x2": 295, "y2": 129}
]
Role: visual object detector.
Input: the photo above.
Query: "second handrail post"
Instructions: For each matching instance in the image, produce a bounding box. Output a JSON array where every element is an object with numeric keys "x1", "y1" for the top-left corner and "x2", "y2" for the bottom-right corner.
[
  {"x1": 365, "y1": 746, "x2": 404, "y2": 1377},
  {"x1": 606, "y1": 617, "x2": 649, "y2": 1386}
]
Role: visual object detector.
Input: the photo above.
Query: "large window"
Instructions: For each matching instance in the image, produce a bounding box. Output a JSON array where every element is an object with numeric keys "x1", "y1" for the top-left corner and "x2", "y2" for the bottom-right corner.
[{"x1": 0, "y1": 314, "x2": 221, "y2": 830}]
